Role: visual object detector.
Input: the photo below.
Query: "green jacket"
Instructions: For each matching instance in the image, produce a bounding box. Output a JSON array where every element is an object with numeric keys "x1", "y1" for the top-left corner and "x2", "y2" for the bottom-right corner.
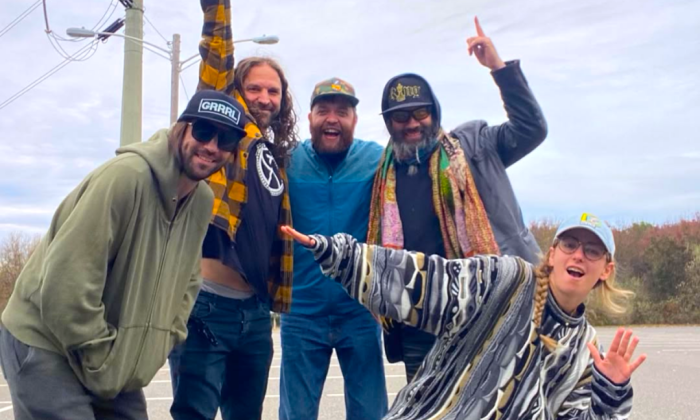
[{"x1": 2, "y1": 129, "x2": 213, "y2": 399}]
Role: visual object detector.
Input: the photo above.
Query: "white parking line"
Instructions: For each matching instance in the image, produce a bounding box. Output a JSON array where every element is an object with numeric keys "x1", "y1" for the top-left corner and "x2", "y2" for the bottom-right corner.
[
  {"x1": 660, "y1": 348, "x2": 700, "y2": 352},
  {"x1": 269, "y1": 363, "x2": 398, "y2": 369},
  {"x1": 154, "y1": 363, "x2": 402, "y2": 374},
  {"x1": 145, "y1": 374, "x2": 406, "y2": 385},
  {"x1": 157, "y1": 361, "x2": 401, "y2": 374},
  {"x1": 0, "y1": 394, "x2": 412, "y2": 414},
  {"x1": 326, "y1": 393, "x2": 398, "y2": 398},
  {"x1": 267, "y1": 375, "x2": 405, "y2": 381}
]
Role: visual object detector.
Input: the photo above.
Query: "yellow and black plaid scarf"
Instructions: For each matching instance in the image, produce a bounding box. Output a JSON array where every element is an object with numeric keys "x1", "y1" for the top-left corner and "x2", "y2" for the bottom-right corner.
[{"x1": 198, "y1": 0, "x2": 292, "y2": 313}]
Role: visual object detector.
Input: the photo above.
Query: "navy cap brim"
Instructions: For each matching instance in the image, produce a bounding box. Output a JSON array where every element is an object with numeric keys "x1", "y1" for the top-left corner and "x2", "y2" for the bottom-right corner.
[
  {"x1": 380, "y1": 101, "x2": 434, "y2": 114},
  {"x1": 177, "y1": 113, "x2": 248, "y2": 137}
]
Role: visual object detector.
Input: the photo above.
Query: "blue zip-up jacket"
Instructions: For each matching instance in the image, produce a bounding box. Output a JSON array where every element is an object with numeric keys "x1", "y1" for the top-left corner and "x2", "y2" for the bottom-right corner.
[{"x1": 287, "y1": 139, "x2": 383, "y2": 315}]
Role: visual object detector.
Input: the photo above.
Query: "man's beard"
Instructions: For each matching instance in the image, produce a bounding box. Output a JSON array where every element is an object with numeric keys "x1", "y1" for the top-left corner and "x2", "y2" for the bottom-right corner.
[
  {"x1": 248, "y1": 102, "x2": 280, "y2": 131},
  {"x1": 310, "y1": 124, "x2": 353, "y2": 154},
  {"x1": 389, "y1": 123, "x2": 440, "y2": 163},
  {"x1": 179, "y1": 142, "x2": 222, "y2": 182}
]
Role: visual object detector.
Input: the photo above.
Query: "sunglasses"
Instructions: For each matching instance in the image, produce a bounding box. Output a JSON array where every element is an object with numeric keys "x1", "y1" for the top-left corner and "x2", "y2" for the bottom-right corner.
[
  {"x1": 190, "y1": 120, "x2": 245, "y2": 152},
  {"x1": 556, "y1": 235, "x2": 608, "y2": 261},
  {"x1": 390, "y1": 107, "x2": 431, "y2": 123}
]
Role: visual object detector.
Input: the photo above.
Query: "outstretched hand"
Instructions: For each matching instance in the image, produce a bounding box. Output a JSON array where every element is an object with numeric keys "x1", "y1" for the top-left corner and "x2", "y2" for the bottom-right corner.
[
  {"x1": 466, "y1": 17, "x2": 506, "y2": 71},
  {"x1": 281, "y1": 225, "x2": 316, "y2": 248},
  {"x1": 588, "y1": 328, "x2": 647, "y2": 385}
]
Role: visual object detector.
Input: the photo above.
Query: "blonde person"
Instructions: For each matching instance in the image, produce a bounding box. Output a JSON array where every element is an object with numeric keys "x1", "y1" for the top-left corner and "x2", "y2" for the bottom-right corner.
[{"x1": 281, "y1": 213, "x2": 646, "y2": 419}]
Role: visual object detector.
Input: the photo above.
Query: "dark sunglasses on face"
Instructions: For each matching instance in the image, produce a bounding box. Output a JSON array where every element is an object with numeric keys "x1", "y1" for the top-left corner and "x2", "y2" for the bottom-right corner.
[
  {"x1": 390, "y1": 107, "x2": 431, "y2": 123},
  {"x1": 190, "y1": 120, "x2": 244, "y2": 152},
  {"x1": 556, "y1": 235, "x2": 608, "y2": 261}
]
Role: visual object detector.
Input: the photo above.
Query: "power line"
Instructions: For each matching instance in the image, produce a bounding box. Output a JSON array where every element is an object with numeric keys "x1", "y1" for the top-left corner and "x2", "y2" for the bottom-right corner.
[
  {"x1": 46, "y1": 32, "x2": 79, "y2": 59},
  {"x1": 89, "y1": 0, "x2": 119, "y2": 35},
  {"x1": 42, "y1": 0, "x2": 118, "y2": 45},
  {"x1": 3, "y1": 1, "x2": 173, "y2": 113},
  {"x1": 40, "y1": 0, "x2": 119, "y2": 62},
  {"x1": 143, "y1": 13, "x2": 169, "y2": 45},
  {"x1": 180, "y1": 74, "x2": 190, "y2": 101},
  {"x1": 0, "y1": 0, "x2": 42, "y2": 39},
  {"x1": 0, "y1": 39, "x2": 99, "y2": 111},
  {"x1": 44, "y1": 28, "x2": 103, "y2": 61},
  {"x1": 142, "y1": 43, "x2": 171, "y2": 61}
]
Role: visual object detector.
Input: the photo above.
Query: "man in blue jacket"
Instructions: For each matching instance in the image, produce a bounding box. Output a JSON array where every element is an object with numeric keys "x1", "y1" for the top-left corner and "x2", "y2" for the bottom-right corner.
[
  {"x1": 280, "y1": 79, "x2": 388, "y2": 420},
  {"x1": 368, "y1": 17, "x2": 548, "y2": 382}
]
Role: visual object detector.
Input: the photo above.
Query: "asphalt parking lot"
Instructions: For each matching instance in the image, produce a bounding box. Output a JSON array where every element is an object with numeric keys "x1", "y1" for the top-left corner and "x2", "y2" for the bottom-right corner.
[{"x1": 0, "y1": 326, "x2": 698, "y2": 419}]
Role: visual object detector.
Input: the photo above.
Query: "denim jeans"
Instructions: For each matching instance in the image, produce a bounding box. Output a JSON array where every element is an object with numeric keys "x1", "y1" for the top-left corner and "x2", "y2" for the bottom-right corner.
[
  {"x1": 278, "y1": 309, "x2": 388, "y2": 420},
  {"x1": 169, "y1": 291, "x2": 273, "y2": 420},
  {"x1": 400, "y1": 325, "x2": 437, "y2": 382}
]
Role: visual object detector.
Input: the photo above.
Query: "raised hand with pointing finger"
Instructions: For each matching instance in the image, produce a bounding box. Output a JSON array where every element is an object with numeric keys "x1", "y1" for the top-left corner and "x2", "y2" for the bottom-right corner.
[{"x1": 466, "y1": 17, "x2": 506, "y2": 71}]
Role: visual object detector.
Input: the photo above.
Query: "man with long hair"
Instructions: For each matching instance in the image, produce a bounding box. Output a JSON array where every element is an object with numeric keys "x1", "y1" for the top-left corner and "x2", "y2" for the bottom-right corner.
[
  {"x1": 0, "y1": 90, "x2": 245, "y2": 419},
  {"x1": 167, "y1": 1, "x2": 299, "y2": 419},
  {"x1": 231, "y1": 57, "x2": 298, "y2": 168}
]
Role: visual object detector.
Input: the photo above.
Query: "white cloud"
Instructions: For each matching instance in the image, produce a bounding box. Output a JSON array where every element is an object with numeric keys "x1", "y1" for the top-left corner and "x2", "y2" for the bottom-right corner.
[{"x1": 0, "y1": 0, "x2": 698, "y2": 241}]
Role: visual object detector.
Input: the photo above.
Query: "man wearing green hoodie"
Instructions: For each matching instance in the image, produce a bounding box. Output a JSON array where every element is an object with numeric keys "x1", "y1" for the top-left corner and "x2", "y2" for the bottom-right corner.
[{"x1": 0, "y1": 90, "x2": 247, "y2": 419}]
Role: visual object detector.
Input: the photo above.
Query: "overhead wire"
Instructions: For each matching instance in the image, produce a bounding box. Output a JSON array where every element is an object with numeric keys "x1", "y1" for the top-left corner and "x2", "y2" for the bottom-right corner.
[
  {"x1": 3, "y1": 0, "x2": 174, "y2": 111},
  {"x1": 0, "y1": 0, "x2": 42, "y2": 39},
  {"x1": 180, "y1": 74, "x2": 191, "y2": 101},
  {"x1": 0, "y1": 39, "x2": 100, "y2": 111},
  {"x1": 43, "y1": 0, "x2": 118, "y2": 43},
  {"x1": 143, "y1": 13, "x2": 169, "y2": 45}
]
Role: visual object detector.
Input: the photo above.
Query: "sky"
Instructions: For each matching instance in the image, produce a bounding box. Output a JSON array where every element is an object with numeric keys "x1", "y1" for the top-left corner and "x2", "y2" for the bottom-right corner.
[{"x1": 1, "y1": 0, "x2": 699, "y2": 240}]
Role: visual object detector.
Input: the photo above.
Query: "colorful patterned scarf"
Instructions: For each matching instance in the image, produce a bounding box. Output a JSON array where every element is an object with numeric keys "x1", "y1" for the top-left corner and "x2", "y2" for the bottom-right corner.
[
  {"x1": 368, "y1": 130, "x2": 499, "y2": 260},
  {"x1": 198, "y1": 0, "x2": 292, "y2": 313}
]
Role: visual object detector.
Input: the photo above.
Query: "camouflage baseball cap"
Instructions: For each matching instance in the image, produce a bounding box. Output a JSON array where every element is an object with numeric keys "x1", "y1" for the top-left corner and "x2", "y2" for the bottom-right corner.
[{"x1": 310, "y1": 77, "x2": 359, "y2": 107}]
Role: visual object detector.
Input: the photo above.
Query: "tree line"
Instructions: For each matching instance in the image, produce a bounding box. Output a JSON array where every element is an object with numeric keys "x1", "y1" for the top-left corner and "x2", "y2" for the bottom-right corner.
[{"x1": 2, "y1": 214, "x2": 699, "y2": 325}]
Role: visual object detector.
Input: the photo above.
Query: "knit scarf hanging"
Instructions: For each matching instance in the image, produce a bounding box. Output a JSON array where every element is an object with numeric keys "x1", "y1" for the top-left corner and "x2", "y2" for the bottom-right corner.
[{"x1": 368, "y1": 130, "x2": 499, "y2": 260}]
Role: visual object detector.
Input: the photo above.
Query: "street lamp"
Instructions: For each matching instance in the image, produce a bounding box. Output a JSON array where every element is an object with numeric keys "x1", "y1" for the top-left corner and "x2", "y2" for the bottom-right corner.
[
  {"x1": 66, "y1": 27, "x2": 171, "y2": 55},
  {"x1": 178, "y1": 34, "x2": 279, "y2": 72},
  {"x1": 66, "y1": 28, "x2": 279, "y2": 135}
]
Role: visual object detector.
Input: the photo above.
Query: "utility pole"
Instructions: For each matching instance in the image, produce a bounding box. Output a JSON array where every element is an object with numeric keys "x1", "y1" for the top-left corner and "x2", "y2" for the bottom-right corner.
[
  {"x1": 119, "y1": 0, "x2": 144, "y2": 146},
  {"x1": 169, "y1": 36, "x2": 278, "y2": 123},
  {"x1": 170, "y1": 33, "x2": 180, "y2": 125},
  {"x1": 67, "y1": 2, "x2": 276, "y2": 141}
]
